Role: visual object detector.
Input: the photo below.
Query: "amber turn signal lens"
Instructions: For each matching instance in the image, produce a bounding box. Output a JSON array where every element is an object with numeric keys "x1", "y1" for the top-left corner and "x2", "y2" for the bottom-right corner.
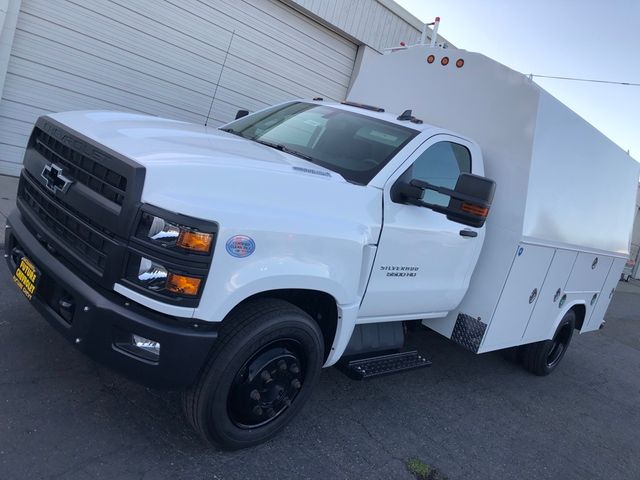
[
  {"x1": 166, "y1": 273, "x2": 202, "y2": 296},
  {"x1": 177, "y1": 231, "x2": 213, "y2": 253},
  {"x1": 456, "y1": 59, "x2": 464, "y2": 68},
  {"x1": 441, "y1": 56, "x2": 449, "y2": 66},
  {"x1": 461, "y1": 203, "x2": 489, "y2": 217},
  {"x1": 427, "y1": 54, "x2": 435, "y2": 64}
]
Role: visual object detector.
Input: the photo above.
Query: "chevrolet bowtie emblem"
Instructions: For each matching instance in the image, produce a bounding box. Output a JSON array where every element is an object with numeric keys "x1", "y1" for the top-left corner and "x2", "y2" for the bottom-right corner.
[{"x1": 41, "y1": 163, "x2": 73, "y2": 194}]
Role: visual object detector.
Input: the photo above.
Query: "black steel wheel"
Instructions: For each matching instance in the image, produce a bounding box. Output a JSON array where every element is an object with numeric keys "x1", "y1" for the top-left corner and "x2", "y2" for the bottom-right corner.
[
  {"x1": 227, "y1": 339, "x2": 306, "y2": 429},
  {"x1": 520, "y1": 310, "x2": 576, "y2": 376},
  {"x1": 182, "y1": 298, "x2": 324, "y2": 450}
]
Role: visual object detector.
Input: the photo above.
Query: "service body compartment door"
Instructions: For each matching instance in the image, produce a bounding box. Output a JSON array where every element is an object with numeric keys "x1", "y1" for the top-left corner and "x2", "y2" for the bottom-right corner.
[
  {"x1": 481, "y1": 244, "x2": 554, "y2": 351},
  {"x1": 565, "y1": 252, "x2": 614, "y2": 293},
  {"x1": 522, "y1": 249, "x2": 578, "y2": 343},
  {"x1": 582, "y1": 257, "x2": 626, "y2": 332}
]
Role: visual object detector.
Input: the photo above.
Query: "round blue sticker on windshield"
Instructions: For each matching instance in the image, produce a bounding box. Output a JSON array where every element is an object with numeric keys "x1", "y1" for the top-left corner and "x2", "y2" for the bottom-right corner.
[{"x1": 226, "y1": 235, "x2": 255, "y2": 258}]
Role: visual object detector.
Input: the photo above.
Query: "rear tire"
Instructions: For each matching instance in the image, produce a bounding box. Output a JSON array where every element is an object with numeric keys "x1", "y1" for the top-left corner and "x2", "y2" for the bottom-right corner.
[
  {"x1": 520, "y1": 310, "x2": 575, "y2": 376},
  {"x1": 182, "y1": 298, "x2": 324, "y2": 450}
]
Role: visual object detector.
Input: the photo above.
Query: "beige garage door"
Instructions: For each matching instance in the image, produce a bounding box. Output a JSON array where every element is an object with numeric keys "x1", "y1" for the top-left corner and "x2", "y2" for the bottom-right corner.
[{"x1": 0, "y1": 0, "x2": 357, "y2": 175}]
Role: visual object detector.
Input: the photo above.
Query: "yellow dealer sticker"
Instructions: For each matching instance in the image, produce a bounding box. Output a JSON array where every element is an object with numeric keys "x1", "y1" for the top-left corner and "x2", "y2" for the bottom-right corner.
[{"x1": 13, "y1": 257, "x2": 39, "y2": 301}]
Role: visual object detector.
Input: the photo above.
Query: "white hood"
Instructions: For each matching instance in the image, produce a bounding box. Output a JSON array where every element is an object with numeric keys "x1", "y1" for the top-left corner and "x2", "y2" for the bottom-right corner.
[
  {"x1": 47, "y1": 111, "x2": 381, "y2": 245},
  {"x1": 49, "y1": 110, "x2": 340, "y2": 179}
]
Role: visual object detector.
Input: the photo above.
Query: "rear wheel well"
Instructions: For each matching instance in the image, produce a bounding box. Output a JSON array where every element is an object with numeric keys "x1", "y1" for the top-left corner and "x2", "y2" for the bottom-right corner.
[
  {"x1": 229, "y1": 289, "x2": 338, "y2": 362},
  {"x1": 571, "y1": 304, "x2": 587, "y2": 331}
]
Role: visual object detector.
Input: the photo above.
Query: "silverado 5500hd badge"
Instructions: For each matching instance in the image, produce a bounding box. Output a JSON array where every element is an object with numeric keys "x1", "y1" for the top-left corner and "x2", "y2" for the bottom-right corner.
[{"x1": 380, "y1": 265, "x2": 420, "y2": 277}]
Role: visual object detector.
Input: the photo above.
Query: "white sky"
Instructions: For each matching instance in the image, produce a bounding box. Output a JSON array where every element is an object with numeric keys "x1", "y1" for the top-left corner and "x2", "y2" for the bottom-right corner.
[{"x1": 394, "y1": 0, "x2": 640, "y2": 161}]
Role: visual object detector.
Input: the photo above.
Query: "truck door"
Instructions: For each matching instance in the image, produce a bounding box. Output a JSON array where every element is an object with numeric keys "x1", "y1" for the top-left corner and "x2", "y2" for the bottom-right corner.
[{"x1": 359, "y1": 135, "x2": 484, "y2": 320}]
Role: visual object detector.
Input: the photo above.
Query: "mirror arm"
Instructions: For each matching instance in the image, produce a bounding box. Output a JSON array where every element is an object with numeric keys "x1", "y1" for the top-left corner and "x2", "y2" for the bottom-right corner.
[
  {"x1": 409, "y1": 179, "x2": 491, "y2": 208},
  {"x1": 405, "y1": 197, "x2": 449, "y2": 215}
]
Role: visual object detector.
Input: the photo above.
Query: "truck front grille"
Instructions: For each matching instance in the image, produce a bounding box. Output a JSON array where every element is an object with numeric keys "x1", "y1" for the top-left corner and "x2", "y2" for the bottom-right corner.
[
  {"x1": 19, "y1": 174, "x2": 109, "y2": 273},
  {"x1": 19, "y1": 116, "x2": 145, "y2": 287},
  {"x1": 33, "y1": 128, "x2": 127, "y2": 206}
]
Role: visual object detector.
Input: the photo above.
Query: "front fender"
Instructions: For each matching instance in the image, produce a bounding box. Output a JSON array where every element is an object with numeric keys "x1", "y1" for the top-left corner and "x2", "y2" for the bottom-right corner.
[{"x1": 194, "y1": 249, "x2": 365, "y2": 322}]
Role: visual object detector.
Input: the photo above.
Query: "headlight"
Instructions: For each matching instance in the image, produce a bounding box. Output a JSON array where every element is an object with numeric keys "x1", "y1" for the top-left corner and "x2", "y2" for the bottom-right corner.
[
  {"x1": 127, "y1": 206, "x2": 216, "y2": 305},
  {"x1": 137, "y1": 213, "x2": 214, "y2": 254},
  {"x1": 136, "y1": 257, "x2": 203, "y2": 297}
]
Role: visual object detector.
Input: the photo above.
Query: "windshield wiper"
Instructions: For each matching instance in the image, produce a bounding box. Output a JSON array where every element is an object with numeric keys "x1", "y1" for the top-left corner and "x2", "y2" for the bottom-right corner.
[{"x1": 252, "y1": 138, "x2": 316, "y2": 162}]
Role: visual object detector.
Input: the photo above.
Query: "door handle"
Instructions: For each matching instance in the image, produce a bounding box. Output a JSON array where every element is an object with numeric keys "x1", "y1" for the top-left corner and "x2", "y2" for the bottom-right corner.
[{"x1": 459, "y1": 229, "x2": 477, "y2": 238}]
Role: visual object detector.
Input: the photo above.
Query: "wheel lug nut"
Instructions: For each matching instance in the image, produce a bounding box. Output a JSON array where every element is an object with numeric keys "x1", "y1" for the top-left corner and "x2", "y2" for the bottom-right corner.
[
  {"x1": 261, "y1": 370, "x2": 272, "y2": 382},
  {"x1": 250, "y1": 389, "x2": 261, "y2": 401},
  {"x1": 289, "y1": 364, "x2": 300, "y2": 374},
  {"x1": 291, "y1": 379, "x2": 301, "y2": 390},
  {"x1": 278, "y1": 360, "x2": 287, "y2": 371},
  {"x1": 267, "y1": 408, "x2": 275, "y2": 418},
  {"x1": 253, "y1": 406, "x2": 263, "y2": 416}
]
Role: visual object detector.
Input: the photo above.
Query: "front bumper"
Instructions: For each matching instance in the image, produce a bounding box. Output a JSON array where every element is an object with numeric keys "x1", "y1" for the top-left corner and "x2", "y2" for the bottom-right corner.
[{"x1": 4, "y1": 210, "x2": 218, "y2": 389}]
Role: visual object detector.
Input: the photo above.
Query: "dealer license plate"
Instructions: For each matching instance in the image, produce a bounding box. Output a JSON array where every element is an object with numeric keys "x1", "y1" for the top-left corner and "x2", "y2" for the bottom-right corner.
[{"x1": 13, "y1": 256, "x2": 40, "y2": 301}]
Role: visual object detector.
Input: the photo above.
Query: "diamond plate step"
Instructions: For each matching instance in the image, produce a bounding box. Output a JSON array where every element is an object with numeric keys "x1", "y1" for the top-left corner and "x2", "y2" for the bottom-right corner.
[{"x1": 338, "y1": 350, "x2": 431, "y2": 380}]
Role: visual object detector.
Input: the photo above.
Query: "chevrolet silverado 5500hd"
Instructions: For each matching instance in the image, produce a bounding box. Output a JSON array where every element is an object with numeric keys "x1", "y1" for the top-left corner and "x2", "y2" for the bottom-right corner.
[{"x1": 5, "y1": 45, "x2": 638, "y2": 449}]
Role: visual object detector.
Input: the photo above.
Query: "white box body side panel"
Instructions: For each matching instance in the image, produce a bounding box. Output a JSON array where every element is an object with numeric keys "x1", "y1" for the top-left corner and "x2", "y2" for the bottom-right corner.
[
  {"x1": 480, "y1": 244, "x2": 554, "y2": 351},
  {"x1": 521, "y1": 249, "x2": 578, "y2": 343},
  {"x1": 524, "y1": 91, "x2": 639, "y2": 255},
  {"x1": 565, "y1": 252, "x2": 614, "y2": 293},
  {"x1": 582, "y1": 257, "x2": 627, "y2": 333}
]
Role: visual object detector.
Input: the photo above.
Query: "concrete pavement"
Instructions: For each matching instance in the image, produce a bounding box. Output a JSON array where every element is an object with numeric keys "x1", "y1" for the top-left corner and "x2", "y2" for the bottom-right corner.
[{"x1": 0, "y1": 260, "x2": 639, "y2": 479}]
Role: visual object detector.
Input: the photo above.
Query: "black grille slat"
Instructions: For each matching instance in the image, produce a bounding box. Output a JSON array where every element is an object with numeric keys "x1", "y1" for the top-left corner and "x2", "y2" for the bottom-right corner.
[
  {"x1": 34, "y1": 131, "x2": 127, "y2": 205},
  {"x1": 20, "y1": 177, "x2": 108, "y2": 272}
]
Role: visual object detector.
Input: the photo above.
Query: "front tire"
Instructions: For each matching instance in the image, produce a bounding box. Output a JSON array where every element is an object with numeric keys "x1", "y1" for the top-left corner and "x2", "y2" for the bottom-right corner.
[
  {"x1": 183, "y1": 298, "x2": 324, "y2": 449},
  {"x1": 520, "y1": 310, "x2": 575, "y2": 376}
]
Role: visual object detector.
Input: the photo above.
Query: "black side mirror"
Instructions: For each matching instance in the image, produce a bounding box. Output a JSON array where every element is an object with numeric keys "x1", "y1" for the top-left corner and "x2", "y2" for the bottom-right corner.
[
  {"x1": 395, "y1": 173, "x2": 496, "y2": 228},
  {"x1": 235, "y1": 109, "x2": 250, "y2": 120}
]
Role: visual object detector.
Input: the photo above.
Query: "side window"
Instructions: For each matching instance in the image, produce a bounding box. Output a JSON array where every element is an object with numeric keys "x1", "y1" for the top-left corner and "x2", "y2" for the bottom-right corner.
[{"x1": 401, "y1": 141, "x2": 471, "y2": 206}]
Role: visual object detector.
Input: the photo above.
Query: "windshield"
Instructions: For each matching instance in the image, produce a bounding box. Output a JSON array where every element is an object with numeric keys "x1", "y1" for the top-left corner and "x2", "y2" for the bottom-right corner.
[{"x1": 222, "y1": 102, "x2": 418, "y2": 184}]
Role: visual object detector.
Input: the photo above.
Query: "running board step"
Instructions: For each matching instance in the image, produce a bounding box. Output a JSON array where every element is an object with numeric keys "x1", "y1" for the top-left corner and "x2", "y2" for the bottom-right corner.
[{"x1": 339, "y1": 350, "x2": 431, "y2": 380}]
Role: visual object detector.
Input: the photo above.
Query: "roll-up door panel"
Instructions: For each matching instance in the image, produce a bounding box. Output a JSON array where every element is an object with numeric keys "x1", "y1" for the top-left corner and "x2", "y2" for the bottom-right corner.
[{"x1": 0, "y1": 0, "x2": 357, "y2": 175}]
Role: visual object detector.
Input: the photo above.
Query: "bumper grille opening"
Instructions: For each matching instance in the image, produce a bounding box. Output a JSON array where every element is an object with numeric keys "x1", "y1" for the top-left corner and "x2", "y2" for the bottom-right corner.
[{"x1": 33, "y1": 128, "x2": 127, "y2": 205}]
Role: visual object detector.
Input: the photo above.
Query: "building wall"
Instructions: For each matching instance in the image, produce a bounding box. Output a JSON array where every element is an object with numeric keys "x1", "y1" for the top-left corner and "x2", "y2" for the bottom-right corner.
[
  {"x1": 0, "y1": 0, "x2": 429, "y2": 177},
  {"x1": 285, "y1": 0, "x2": 432, "y2": 52}
]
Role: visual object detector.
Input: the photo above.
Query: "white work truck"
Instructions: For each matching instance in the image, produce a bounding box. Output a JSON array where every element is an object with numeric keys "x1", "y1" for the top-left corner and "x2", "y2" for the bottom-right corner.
[{"x1": 5, "y1": 44, "x2": 638, "y2": 449}]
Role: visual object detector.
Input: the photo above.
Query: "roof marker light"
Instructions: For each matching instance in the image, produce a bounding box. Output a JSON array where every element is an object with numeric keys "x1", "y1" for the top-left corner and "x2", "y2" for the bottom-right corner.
[
  {"x1": 441, "y1": 56, "x2": 449, "y2": 66},
  {"x1": 427, "y1": 55, "x2": 435, "y2": 64},
  {"x1": 456, "y1": 59, "x2": 465, "y2": 68}
]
